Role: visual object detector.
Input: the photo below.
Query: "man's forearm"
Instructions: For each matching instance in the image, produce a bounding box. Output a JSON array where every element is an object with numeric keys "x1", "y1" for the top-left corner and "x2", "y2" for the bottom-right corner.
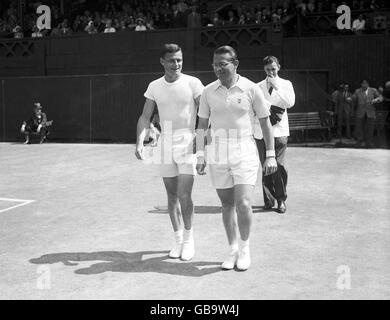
[
  {"x1": 136, "y1": 115, "x2": 150, "y2": 147},
  {"x1": 259, "y1": 117, "x2": 275, "y2": 153},
  {"x1": 195, "y1": 118, "x2": 209, "y2": 153}
]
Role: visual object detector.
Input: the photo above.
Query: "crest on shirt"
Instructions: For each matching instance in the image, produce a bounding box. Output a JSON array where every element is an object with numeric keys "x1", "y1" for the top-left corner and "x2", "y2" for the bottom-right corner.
[{"x1": 237, "y1": 98, "x2": 241, "y2": 103}]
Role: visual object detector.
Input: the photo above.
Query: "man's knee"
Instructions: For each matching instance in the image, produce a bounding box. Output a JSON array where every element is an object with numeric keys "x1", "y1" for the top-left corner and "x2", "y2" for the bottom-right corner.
[
  {"x1": 221, "y1": 198, "x2": 234, "y2": 210},
  {"x1": 236, "y1": 198, "x2": 251, "y2": 214},
  {"x1": 178, "y1": 189, "x2": 192, "y2": 203},
  {"x1": 166, "y1": 191, "x2": 179, "y2": 203}
]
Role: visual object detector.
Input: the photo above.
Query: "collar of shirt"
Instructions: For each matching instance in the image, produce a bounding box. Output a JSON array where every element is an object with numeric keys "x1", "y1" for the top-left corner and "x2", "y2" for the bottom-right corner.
[{"x1": 214, "y1": 74, "x2": 247, "y2": 92}]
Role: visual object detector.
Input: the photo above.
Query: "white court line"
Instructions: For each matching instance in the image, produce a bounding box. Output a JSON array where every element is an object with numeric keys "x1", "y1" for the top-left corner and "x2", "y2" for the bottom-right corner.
[{"x1": 0, "y1": 198, "x2": 35, "y2": 213}]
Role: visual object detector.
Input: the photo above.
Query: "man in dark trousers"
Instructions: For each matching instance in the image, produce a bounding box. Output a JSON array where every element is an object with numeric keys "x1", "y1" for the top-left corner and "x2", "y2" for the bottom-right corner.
[
  {"x1": 254, "y1": 56, "x2": 295, "y2": 213},
  {"x1": 335, "y1": 83, "x2": 354, "y2": 139},
  {"x1": 352, "y1": 80, "x2": 383, "y2": 148},
  {"x1": 21, "y1": 102, "x2": 52, "y2": 144}
]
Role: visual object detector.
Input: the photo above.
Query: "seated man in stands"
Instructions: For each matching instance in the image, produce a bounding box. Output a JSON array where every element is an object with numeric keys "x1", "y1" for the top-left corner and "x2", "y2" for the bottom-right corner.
[{"x1": 21, "y1": 102, "x2": 52, "y2": 144}]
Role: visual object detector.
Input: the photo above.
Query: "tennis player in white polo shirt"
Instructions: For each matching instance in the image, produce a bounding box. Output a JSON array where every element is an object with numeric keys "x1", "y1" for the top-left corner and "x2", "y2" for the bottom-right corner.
[
  {"x1": 135, "y1": 43, "x2": 204, "y2": 261},
  {"x1": 196, "y1": 46, "x2": 277, "y2": 271}
]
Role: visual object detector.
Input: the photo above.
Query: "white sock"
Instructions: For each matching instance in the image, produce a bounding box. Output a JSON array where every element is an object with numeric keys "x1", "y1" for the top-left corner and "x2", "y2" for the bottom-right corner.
[
  {"x1": 183, "y1": 228, "x2": 193, "y2": 243},
  {"x1": 174, "y1": 230, "x2": 183, "y2": 243},
  {"x1": 230, "y1": 243, "x2": 239, "y2": 253},
  {"x1": 239, "y1": 239, "x2": 250, "y2": 251}
]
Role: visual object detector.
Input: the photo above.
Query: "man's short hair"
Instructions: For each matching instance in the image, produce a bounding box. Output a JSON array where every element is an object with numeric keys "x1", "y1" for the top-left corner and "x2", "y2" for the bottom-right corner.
[
  {"x1": 214, "y1": 46, "x2": 238, "y2": 61},
  {"x1": 361, "y1": 79, "x2": 369, "y2": 85},
  {"x1": 161, "y1": 43, "x2": 182, "y2": 59},
  {"x1": 263, "y1": 55, "x2": 280, "y2": 66}
]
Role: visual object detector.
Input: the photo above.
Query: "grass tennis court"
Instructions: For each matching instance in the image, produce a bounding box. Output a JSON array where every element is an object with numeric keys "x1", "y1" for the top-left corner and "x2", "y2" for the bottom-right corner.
[{"x1": 0, "y1": 143, "x2": 389, "y2": 299}]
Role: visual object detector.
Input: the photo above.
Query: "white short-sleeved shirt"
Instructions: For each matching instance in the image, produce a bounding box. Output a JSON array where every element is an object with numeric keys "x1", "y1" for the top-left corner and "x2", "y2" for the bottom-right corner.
[
  {"x1": 198, "y1": 75, "x2": 270, "y2": 140},
  {"x1": 144, "y1": 74, "x2": 204, "y2": 135}
]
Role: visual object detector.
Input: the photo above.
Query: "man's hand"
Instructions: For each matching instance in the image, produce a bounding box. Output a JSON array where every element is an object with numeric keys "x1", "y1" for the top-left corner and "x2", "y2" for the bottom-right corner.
[
  {"x1": 268, "y1": 77, "x2": 279, "y2": 90},
  {"x1": 263, "y1": 157, "x2": 277, "y2": 176},
  {"x1": 135, "y1": 144, "x2": 144, "y2": 160},
  {"x1": 196, "y1": 156, "x2": 206, "y2": 175}
]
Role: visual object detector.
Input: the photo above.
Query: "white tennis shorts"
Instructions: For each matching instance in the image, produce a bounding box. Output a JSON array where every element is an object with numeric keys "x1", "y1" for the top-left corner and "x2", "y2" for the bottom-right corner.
[
  {"x1": 207, "y1": 136, "x2": 259, "y2": 189},
  {"x1": 157, "y1": 132, "x2": 197, "y2": 177}
]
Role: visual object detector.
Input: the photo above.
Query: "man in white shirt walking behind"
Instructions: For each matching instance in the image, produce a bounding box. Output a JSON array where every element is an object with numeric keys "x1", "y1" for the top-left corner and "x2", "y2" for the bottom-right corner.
[{"x1": 254, "y1": 56, "x2": 295, "y2": 214}]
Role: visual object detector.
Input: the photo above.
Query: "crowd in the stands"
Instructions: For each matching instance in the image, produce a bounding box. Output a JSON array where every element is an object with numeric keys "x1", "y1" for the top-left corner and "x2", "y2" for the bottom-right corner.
[{"x1": 0, "y1": 0, "x2": 388, "y2": 38}]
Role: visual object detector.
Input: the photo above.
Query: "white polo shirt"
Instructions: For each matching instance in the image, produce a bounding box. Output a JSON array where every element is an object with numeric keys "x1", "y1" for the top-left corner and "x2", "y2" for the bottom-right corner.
[
  {"x1": 198, "y1": 75, "x2": 270, "y2": 140},
  {"x1": 254, "y1": 76, "x2": 295, "y2": 139},
  {"x1": 144, "y1": 73, "x2": 204, "y2": 135}
]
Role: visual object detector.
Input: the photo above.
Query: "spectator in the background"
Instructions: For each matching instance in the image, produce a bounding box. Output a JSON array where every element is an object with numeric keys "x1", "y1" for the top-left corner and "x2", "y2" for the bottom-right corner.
[
  {"x1": 135, "y1": 18, "x2": 147, "y2": 31},
  {"x1": 255, "y1": 10, "x2": 262, "y2": 24},
  {"x1": 382, "y1": 81, "x2": 390, "y2": 108},
  {"x1": 382, "y1": 81, "x2": 390, "y2": 144},
  {"x1": 127, "y1": 16, "x2": 136, "y2": 30},
  {"x1": 296, "y1": 0, "x2": 307, "y2": 15},
  {"x1": 282, "y1": 1, "x2": 293, "y2": 16},
  {"x1": 104, "y1": 19, "x2": 116, "y2": 33},
  {"x1": 225, "y1": 10, "x2": 237, "y2": 26},
  {"x1": 352, "y1": 80, "x2": 383, "y2": 147},
  {"x1": 21, "y1": 102, "x2": 52, "y2": 144},
  {"x1": 60, "y1": 20, "x2": 72, "y2": 36},
  {"x1": 171, "y1": 4, "x2": 186, "y2": 28},
  {"x1": 187, "y1": 6, "x2": 201, "y2": 28},
  {"x1": 50, "y1": 23, "x2": 62, "y2": 37},
  {"x1": 261, "y1": 7, "x2": 272, "y2": 23},
  {"x1": 85, "y1": 20, "x2": 98, "y2": 34},
  {"x1": 0, "y1": 19, "x2": 11, "y2": 37},
  {"x1": 335, "y1": 83, "x2": 354, "y2": 139},
  {"x1": 330, "y1": 82, "x2": 344, "y2": 114},
  {"x1": 211, "y1": 12, "x2": 223, "y2": 27},
  {"x1": 307, "y1": 0, "x2": 316, "y2": 13},
  {"x1": 31, "y1": 25, "x2": 43, "y2": 38},
  {"x1": 118, "y1": 20, "x2": 127, "y2": 31},
  {"x1": 272, "y1": 7, "x2": 284, "y2": 22},
  {"x1": 177, "y1": 0, "x2": 189, "y2": 14},
  {"x1": 13, "y1": 25, "x2": 24, "y2": 38},
  {"x1": 160, "y1": 9, "x2": 172, "y2": 29},
  {"x1": 146, "y1": 15, "x2": 155, "y2": 30},
  {"x1": 238, "y1": 14, "x2": 246, "y2": 25},
  {"x1": 72, "y1": 15, "x2": 84, "y2": 33},
  {"x1": 245, "y1": 11, "x2": 256, "y2": 24},
  {"x1": 352, "y1": 14, "x2": 366, "y2": 34}
]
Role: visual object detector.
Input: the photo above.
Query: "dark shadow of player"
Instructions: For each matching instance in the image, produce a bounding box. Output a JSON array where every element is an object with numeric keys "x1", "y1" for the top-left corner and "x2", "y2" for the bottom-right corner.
[
  {"x1": 30, "y1": 250, "x2": 222, "y2": 277},
  {"x1": 149, "y1": 205, "x2": 221, "y2": 214}
]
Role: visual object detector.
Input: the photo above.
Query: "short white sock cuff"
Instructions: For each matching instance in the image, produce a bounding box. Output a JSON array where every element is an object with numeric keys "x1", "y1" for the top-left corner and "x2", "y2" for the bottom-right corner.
[
  {"x1": 230, "y1": 243, "x2": 239, "y2": 252},
  {"x1": 174, "y1": 230, "x2": 183, "y2": 242},
  {"x1": 239, "y1": 239, "x2": 249, "y2": 249},
  {"x1": 183, "y1": 228, "x2": 193, "y2": 241}
]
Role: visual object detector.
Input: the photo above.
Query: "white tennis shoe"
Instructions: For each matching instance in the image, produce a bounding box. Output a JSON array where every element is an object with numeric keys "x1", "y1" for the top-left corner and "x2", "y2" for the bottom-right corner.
[
  {"x1": 169, "y1": 242, "x2": 183, "y2": 259},
  {"x1": 236, "y1": 247, "x2": 251, "y2": 271},
  {"x1": 221, "y1": 250, "x2": 239, "y2": 270}
]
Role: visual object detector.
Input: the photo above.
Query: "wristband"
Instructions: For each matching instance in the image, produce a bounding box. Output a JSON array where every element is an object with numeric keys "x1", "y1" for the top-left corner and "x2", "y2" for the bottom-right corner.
[{"x1": 266, "y1": 150, "x2": 275, "y2": 158}]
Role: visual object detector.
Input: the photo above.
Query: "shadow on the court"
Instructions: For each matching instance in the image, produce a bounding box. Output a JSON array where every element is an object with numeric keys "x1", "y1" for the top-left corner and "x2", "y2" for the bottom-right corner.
[
  {"x1": 252, "y1": 206, "x2": 277, "y2": 214},
  {"x1": 149, "y1": 206, "x2": 221, "y2": 214},
  {"x1": 29, "y1": 250, "x2": 222, "y2": 277},
  {"x1": 150, "y1": 206, "x2": 276, "y2": 214}
]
